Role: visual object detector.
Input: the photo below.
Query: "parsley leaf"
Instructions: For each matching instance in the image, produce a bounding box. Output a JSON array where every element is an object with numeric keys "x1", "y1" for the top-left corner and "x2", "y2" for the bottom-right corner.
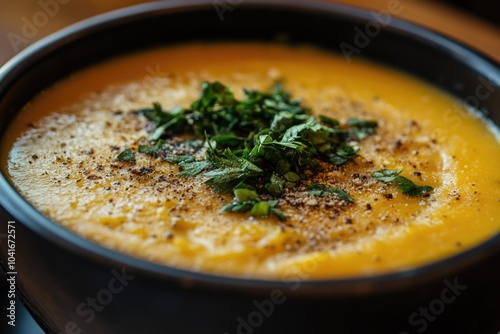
[
  {"x1": 116, "y1": 148, "x2": 136, "y2": 162},
  {"x1": 319, "y1": 115, "x2": 340, "y2": 127},
  {"x1": 221, "y1": 183, "x2": 286, "y2": 221},
  {"x1": 347, "y1": 118, "x2": 378, "y2": 140},
  {"x1": 178, "y1": 160, "x2": 212, "y2": 177},
  {"x1": 138, "y1": 139, "x2": 166, "y2": 155},
  {"x1": 307, "y1": 184, "x2": 354, "y2": 203},
  {"x1": 164, "y1": 155, "x2": 196, "y2": 164},
  {"x1": 372, "y1": 169, "x2": 433, "y2": 197}
]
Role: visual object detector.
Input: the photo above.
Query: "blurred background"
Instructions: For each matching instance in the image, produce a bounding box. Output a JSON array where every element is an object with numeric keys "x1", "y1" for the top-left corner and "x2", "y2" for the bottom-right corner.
[
  {"x1": 0, "y1": 0, "x2": 499, "y2": 65},
  {"x1": 0, "y1": 0, "x2": 499, "y2": 333}
]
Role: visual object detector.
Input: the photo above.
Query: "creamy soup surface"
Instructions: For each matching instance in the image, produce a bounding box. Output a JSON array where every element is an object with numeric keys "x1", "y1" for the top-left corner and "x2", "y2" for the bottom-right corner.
[{"x1": 3, "y1": 43, "x2": 500, "y2": 279}]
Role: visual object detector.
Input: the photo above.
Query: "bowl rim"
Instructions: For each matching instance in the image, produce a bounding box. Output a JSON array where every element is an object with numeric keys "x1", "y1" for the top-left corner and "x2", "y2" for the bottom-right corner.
[{"x1": 1, "y1": 0, "x2": 499, "y2": 295}]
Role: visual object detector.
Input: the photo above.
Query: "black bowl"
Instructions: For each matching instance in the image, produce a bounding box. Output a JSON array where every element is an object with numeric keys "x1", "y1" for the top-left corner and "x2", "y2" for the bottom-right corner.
[{"x1": 1, "y1": 1, "x2": 500, "y2": 333}]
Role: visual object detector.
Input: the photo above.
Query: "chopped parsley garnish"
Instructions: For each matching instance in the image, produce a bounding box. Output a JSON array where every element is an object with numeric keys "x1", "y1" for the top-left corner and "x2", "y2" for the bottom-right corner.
[
  {"x1": 138, "y1": 139, "x2": 166, "y2": 155},
  {"x1": 372, "y1": 169, "x2": 433, "y2": 197},
  {"x1": 118, "y1": 81, "x2": 380, "y2": 220},
  {"x1": 347, "y1": 118, "x2": 378, "y2": 139},
  {"x1": 221, "y1": 183, "x2": 286, "y2": 221}
]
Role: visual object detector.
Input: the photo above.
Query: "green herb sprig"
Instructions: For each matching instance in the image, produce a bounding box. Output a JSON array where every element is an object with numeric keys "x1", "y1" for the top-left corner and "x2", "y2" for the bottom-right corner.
[
  {"x1": 116, "y1": 148, "x2": 136, "y2": 162},
  {"x1": 372, "y1": 169, "x2": 433, "y2": 197},
  {"x1": 118, "y1": 81, "x2": 379, "y2": 220},
  {"x1": 221, "y1": 183, "x2": 286, "y2": 221}
]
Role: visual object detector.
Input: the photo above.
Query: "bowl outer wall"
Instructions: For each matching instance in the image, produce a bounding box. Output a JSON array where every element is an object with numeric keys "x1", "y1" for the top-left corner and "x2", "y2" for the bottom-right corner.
[{"x1": 0, "y1": 0, "x2": 499, "y2": 333}]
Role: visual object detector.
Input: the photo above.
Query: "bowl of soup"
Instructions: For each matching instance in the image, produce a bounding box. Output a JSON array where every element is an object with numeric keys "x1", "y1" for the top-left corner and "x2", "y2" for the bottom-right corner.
[{"x1": 1, "y1": 0, "x2": 499, "y2": 333}]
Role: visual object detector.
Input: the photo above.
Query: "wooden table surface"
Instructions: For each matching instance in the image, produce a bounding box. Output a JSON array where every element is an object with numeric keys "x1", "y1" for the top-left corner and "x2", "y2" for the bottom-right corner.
[{"x1": 0, "y1": 0, "x2": 499, "y2": 66}]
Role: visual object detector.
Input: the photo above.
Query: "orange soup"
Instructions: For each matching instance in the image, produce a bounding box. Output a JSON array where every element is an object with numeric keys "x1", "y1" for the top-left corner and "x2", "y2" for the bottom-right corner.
[{"x1": 2, "y1": 43, "x2": 500, "y2": 279}]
